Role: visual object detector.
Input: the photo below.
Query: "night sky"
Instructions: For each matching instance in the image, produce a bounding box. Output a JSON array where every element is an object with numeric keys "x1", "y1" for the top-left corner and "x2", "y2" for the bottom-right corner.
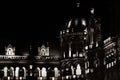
[{"x1": 0, "y1": 0, "x2": 120, "y2": 53}]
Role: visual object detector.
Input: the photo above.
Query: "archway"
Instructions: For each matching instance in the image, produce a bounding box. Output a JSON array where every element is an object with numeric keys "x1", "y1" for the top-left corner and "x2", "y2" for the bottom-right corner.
[
  {"x1": 3, "y1": 67, "x2": 8, "y2": 77},
  {"x1": 15, "y1": 67, "x2": 19, "y2": 79},
  {"x1": 22, "y1": 67, "x2": 26, "y2": 79},
  {"x1": 9, "y1": 67, "x2": 14, "y2": 78},
  {"x1": 42, "y1": 67, "x2": 47, "y2": 77},
  {"x1": 34, "y1": 67, "x2": 40, "y2": 77},
  {"x1": 54, "y1": 67, "x2": 59, "y2": 77}
]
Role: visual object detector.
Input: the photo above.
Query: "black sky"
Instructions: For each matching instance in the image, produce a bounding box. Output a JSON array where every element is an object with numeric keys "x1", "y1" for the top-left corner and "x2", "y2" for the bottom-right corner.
[{"x1": 0, "y1": 0, "x2": 120, "y2": 43}]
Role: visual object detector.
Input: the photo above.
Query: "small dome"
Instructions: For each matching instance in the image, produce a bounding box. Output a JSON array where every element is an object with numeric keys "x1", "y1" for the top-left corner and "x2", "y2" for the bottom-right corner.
[{"x1": 65, "y1": 17, "x2": 87, "y2": 32}]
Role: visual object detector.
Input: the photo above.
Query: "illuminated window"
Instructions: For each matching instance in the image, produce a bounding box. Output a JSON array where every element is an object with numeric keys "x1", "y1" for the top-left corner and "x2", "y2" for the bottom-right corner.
[
  {"x1": 10, "y1": 67, "x2": 14, "y2": 77},
  {"x1": 81, "y1": 19, "x2": 86, "y2": 26},
  {"x1": 85, "y1": 62, "x2": 87, "y2": 69},
  {"x1": 79, "y1": 53, "x2": 83, "y2": 57},
  {"x1": 29, "y1": 65, "x2": 33, "y2": 69},
  {"x1": 54, "y1": 67, "x2": 59, "y2": 77},
  {"x1": 36, "y1": 67, "x2": 41, "y2": 77},
  {"x1": 66, "y1": 29, "x2": 69, "y2": 33},
  {"x1": 85, "y1": 69, "x2": 89, "y2": 74},
  {"x1": 109, "y1": 63, "x2": 111, "y2": 68},
  {"x1": 90, "y1": 8, "x2": 94, "y2": 14},
  {"x1": 22, "y1": 67, "x2": 26, "y2": 78},
  {"x1": 15, "y1": 67, "x2": 19, "y2": 77},
  {"x1": 42, "y1": 67, "x2": 47, "y2": 77},
  {"x1": 76, "y1": 64, "x2": 81, "y2": 75},
  {"x1": 73, "y1": 54, "x2": 76, "y2": 58},
  {"x1": 4, "y1": 67, "x2": 8, "y2": 77},
  {"x1": 66, "y1": 75, "x2": 69, "y2": 79},
  {"x1": 68, "y1": 20, "x2": 72, "y2": 28},
  {"x1": 60, "y1": 31, "x2": 62, "y2": 34},
  {"x1": 85, "y1": 46, "x2": 88, "y2": 50},
  {"x1": 111, "y1": 62, "x2": 114, "y2": 66},
  {"x1": 71, "y1": 66, "x2": 74, "y2": 75},
  {"x1": 106, "y1": 64, "x2": 108, "y2": 69}
]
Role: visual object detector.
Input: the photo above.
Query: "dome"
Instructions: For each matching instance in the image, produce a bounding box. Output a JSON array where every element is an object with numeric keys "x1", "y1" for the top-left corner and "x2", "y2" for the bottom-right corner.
[{"x1": 65, "y1": 17, "x2": 87, "y2": 32}]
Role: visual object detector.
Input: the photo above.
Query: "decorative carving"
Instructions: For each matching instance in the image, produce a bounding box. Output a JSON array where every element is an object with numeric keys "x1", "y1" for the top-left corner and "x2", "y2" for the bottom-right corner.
[{"x1": 5, "y1": 44, "x2": 15, "y2": 56}]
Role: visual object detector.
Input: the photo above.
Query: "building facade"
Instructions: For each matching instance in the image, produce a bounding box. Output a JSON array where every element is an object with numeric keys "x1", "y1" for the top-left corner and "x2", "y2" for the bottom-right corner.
[
  {"x1": 0, "y1": 43, "x2": 61, "y2": 80},
  {"x1": 0, "y1": 6, "x2": 119, "y2": 80}
]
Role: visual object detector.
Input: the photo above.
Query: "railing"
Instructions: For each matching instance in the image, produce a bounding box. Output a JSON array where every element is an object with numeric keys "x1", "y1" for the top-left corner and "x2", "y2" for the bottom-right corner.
[{"x1": 0, "y1": 55, "x2": 28, "y2": 60}]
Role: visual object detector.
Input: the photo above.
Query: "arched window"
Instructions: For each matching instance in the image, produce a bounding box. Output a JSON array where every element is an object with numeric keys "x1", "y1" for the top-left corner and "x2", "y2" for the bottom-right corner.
[
  {"x1": 76, "y1": 64, "x2": 82, "y2": 75},
  {"x1": 71, "y1": 66, "x2": 74, "y2": 75},
  {"x1": 22, "y1": 67, "x2": 26, "y2": 79},
  {"x1": 3, "y1": 67, "x2": 8, "y2": 77},
  {"x1": 15, "y1": 67, "x2": 19, "y2": 78},
  {"x1": 54, "y1": 67, "x2": 59, "y2": 77},
  {"x1": 35, "y1": 67, "x2": 40, "y2": 77},
  {"x1": 42, "y1": 67, "x2": 47, "y2": 77},
  {"x1": 10, "y1": 67, "x2": 14, "y2": 77}
]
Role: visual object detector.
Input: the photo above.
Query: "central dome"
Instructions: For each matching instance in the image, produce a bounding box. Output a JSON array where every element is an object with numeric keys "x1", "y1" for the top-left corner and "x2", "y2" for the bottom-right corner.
[{"x1": 65, "y1": 17, "x2": 87, "y2": 32}]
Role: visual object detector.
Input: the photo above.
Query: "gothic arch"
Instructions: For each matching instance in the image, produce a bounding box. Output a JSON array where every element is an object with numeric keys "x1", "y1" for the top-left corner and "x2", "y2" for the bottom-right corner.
[
  {"x1": 76, "y1": 64, "x2": 82, "y2": 76},
  {"x1": 54, "y1": 67, "x2": 59, "y2": 77},
  {"x1": 3, "y1": 67, "x2": 8, "y2": 77},
  {"x1": 42, "y1": 67, "x2": 47, "y2": 77},
  {"x1": 9, "y1": 67, "x2": 14, "y2": 77},
  {"x1": 15, "y1": 67, "x2": 20, "y2": 78}
]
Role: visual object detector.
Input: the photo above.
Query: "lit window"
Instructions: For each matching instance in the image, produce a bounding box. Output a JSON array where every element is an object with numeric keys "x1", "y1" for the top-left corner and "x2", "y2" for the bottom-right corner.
[
  {"x1": 79, "y1": 53, "x2": 83, "y2": 57},
  {"x1": 73, "y1": 54, "x2": 76, "y2": 58},
  {"x1": 85, "y1": 62, "x2": 87, "y2": 69},
  {"x1": 71, "y1": 66, "x2": 74, "y2": 75},
  {"x1": 4, "y1": 67, "x2": 8, "y2": 77},
  {"x1": 76, "y1": 64, "x2": 81, "y2": 75},
  {"x1": 111, "y1": 62, "x2": 114, "y2": 66},
  {"x1": 15, "y1": 67, "x2": 19, "y2": 77},
  {"x1": 63, "y1": 30, "x2": 65, "y2": 34},
  {"x1": 66, "y1": 29, "x2": 69, "y2": 33},
  {"x1": 82, "y1": 19, "x2": 86, "y2": 26},
  {"x1": 90, "y1": 8, "x2": 94, "y2": 14},
  {"x1": 66, "y1": 75, "x2": 69, "y2": 79},
  {"x1": 106, "y1": 64, "x2": 108, "y2": 69},
  {"x1": 60, "y1": 31, "x2": 62, "y2": 34},
  {"x1": 68, "y1": 20, "x2": 72, "y2": 28},
  {"x1": 54, "y1": 67, "x2": 59, "y2": 77},
  {"x1": 109, "y1": 63, "x2": 111, "y2": 68},
  {"x1": 73, "y1": 75, "x2": 76, "y2": 78},
  {"x1": 42, "y1": 67, "x2": 47, "y2": 77},
  {"x1": 85, "y1": 46, "x2": 88, "y2": 50},
  {"x1": 29, "y1": 65, "x2": 33, "y2": 69}
]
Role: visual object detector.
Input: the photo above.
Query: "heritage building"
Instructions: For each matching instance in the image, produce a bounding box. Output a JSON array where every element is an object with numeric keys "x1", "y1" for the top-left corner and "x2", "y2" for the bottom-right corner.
[
  {"x1": 0, "y1": 4, "x2": 119, "y2": 80},
  {"x1": 59, "y1": 7, "x2": 103, "y2": 80}
]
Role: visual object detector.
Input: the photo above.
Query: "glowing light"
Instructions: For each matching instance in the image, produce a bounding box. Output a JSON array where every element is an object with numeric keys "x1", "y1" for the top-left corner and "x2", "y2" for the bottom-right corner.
[
  {"x1": 3, "y1": 67, "x2": 8, "y2": 77},
  {"x1": 54, "y1": 67, "x2": 59, "y2": 77},
  {"x1": 66, "y1": 75, "x2": 69, "y2": 79},
  {"x1": 42, "y1": 67, "x2": 47, "y2": 77},
  {"x1": 29, "y1": 65, "x2": 33, "y2": 69},
  {"x1": 90, "y1": 8, "x2": 94, "y2": 14},
  {"x1": 66, "y1": 29, "x2": 69, "y2": 33},
  {"x1": 73, "y1": 75, "x2": 76, "y2": 78},
  {"x1": 76, "y1": 64, "x2": 81, "y2": 75},
  {"x1": 82, "y1": 19, "x2": 86, "y2": 26},
  {"x1": 85, "y1": 46, "x2": 88, "y2": 50},
  {"x1": 68, "y1": 20, "x2": 72, "y2": 28},
  {"x1": 15, "y1": 67, "x2": 19, "y2": 77}
]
